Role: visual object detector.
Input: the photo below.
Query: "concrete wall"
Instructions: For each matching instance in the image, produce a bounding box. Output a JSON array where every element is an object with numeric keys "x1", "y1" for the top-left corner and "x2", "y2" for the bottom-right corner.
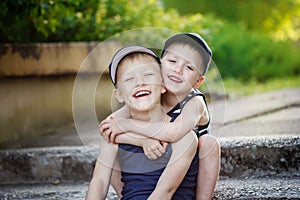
[
  {"x1": 0, "y1": 42, "x2": 122, "y2": 147},
  {"x1": 0, "y1": 42, "x2": 122, "y2": 76}
]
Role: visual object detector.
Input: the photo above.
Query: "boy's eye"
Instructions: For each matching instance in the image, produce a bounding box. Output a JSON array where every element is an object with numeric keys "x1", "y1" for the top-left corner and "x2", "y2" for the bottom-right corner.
[
  {"x1": 167, "y1": 59, "x2": 176, "y2": 63},
  {"x1": 124, "y1": 77, "x2": 134, "y2": 82},
  {"x1": 185, "y1": 65, "x2": 194, "y2": 71},
  {"x1": 145, "y1": 73, "x2": 154, "y2": 77}
]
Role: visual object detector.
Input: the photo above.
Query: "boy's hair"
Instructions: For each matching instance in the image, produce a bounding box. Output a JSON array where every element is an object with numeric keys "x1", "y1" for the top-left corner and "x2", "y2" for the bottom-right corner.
[
  {"x1": 161, "y1": 33, "x2": 212, "y2": 75},
  {"x1": 109, "y1": 45, "x2": 161, "y2": 86}
]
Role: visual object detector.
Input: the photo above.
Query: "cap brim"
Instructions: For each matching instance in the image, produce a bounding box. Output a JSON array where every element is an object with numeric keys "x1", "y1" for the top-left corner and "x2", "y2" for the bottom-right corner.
[{"x1": 162, "y1": 33, "x2": 212, "y2": 57}]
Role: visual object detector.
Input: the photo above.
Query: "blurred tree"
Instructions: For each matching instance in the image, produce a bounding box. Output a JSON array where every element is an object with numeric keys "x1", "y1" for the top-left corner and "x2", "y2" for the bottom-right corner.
[
  {"x1": 162, "y1": 0, "x2": 202, "y2": 14},
  {"x1": 162, "y1": 0, "x2": 300, "y2": 41},
  {"x1": 0, "y1": 0, "x2": 100, "y2": 42},
  {"x1": 0, "y1": 0, "x2": 180, "y2": 42}
]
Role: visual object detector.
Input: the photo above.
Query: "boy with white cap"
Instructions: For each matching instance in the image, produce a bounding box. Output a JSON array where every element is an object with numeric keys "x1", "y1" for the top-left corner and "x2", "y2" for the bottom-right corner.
[{"x1": 86, "y1": 45, "x2": 198, "y2": 199}]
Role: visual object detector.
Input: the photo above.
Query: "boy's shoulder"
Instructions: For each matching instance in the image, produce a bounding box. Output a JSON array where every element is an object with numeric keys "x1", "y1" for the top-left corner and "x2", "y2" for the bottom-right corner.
[
  {"x1": 167, "y1": 89, "x2": 206, "y2": 116},
  {"x1": 185, "y1": 89, "x2": 207, "y2": 104},
  {"x1": 192, "y1": 88, "x2": 205, "y2": 97},
  {"x1": 182, "y1": 89, "x2": 208, "y2": 114}
]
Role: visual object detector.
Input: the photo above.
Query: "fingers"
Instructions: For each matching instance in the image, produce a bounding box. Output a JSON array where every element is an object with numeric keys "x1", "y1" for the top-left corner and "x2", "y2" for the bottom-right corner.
[
  {"x1": 99, "y1": 125, "x2": 107, "y2": 136},
  {"x1": 99, "y1": 116, "x2": 120, "y2": 143},
  {"x1": 99, "y1": 126, "x2": 104, "y2": 136},
  {"x1": 100, "y1": 122, "x2": 110, "y2": 131},
  {"x1": 145, "y1": 151, "x2": 158, "y2": 160},
  {"x1": 157, "y1": 143, "x2": 166, "y2": 154},
  {"x1": 161, "y1": 142, "x2": 169, "y2": 150},
  {"x1": 99, "y1": 120, "x2": 110, "y2": 136},
  {"x1": 109, "y1": 131, "x2": 117, "y2": 144},
  {"x1": 102, "y1": 129, "x2": 112, "y2": 142},
  {"x1": 145, "y1": 144, "x2": 166, "y2": 160}
]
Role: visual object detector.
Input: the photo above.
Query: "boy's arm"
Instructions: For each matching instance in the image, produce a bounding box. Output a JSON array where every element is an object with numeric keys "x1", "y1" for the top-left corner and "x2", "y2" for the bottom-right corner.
[
  {"x1": 101, "y1": 105, "x2": 167, "y2": 159},
  {"x1": 103, "y1": 96, "x2": 206, "y2": 142},
  {"x1": 99, "y1": 105, "x2": 129, "y2": 135},
  {"x1": 110, "y1": 160, "x2": 123, "y2": 198},
  {"x1": 114, "y1": 131, "x2": 167, "y2": 160},
  {"x1": 111, "y1": 105, "x2": 129, "y2": 118},
  {"x1": 148, "y1": 131, "x2": 198, "y2": 199},
  {"x1": 85, "y1": 138, "x2": 118, "y2": 200}
]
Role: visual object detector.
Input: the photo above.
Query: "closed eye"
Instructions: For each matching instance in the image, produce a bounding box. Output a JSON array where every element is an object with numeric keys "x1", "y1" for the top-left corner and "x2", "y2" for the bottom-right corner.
[
  {"x1": 168, "y1": 59, "x2": 176, "y2": 63},
  {"x1": 124, "y1": 77, "x2": 134, "y2": 82},
  {"x1": 145, "y1": 72, "x2": 154, "y2": 76},
  {"x1": 185, "y1": 65, "x2": 194, "y2": 71}
]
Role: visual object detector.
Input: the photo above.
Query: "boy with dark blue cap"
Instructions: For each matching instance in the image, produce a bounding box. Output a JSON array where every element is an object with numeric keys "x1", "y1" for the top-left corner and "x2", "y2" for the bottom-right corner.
[{"x1": 101, "y1": 33, "x2": 220, "y2": 199}]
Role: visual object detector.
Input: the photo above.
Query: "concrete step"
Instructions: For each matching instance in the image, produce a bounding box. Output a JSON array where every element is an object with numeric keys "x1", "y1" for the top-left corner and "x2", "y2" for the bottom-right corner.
[
  {"x1": 1, "y1": 136, "x2": 299, "y2": 184},
  {"x1": 1, "y1": 177, "x2": 299, "y2": 199},
  {"x1": 0, "y1": 136, "x2": 299, "y2": 199}
]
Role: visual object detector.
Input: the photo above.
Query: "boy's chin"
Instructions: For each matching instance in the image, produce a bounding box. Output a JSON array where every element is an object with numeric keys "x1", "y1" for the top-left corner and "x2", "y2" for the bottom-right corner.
[
  {"x1": 165, "y1": 84, "x2": 182, "y2": 93},
  {"x1": 129, "y1": 101, "x2": 157, "y2": 112},
  {"x1": 166, "y1": 83, "x2": 192, "y2": 93}
]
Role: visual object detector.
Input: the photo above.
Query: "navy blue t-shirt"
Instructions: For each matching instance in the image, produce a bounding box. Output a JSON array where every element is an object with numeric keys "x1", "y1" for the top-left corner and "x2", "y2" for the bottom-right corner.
[{"x1": 118, "y1": 89, "x2": 210, "y2": 200}]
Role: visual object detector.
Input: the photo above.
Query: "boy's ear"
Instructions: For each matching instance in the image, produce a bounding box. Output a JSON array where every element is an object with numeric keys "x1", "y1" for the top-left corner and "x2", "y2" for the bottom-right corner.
[
  {"x1": 113, "y1": 88, "x2": 124, "y2": 103},
  {"x1": 193, "y1": 76, "x2": 205, "y2": 89}
]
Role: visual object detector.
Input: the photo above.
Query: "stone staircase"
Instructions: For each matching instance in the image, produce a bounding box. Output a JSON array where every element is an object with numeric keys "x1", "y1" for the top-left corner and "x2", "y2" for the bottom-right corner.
[{"x1": 1, "y1": 136, "x2": 299, "y2": 199}]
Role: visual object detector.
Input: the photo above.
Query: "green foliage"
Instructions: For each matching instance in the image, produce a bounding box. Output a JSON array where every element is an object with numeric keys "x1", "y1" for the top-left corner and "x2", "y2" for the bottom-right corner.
[
  {"x1": 0, "y1": 0, "x2": 101, "y2": 42},
  {"x1": 0, "y1": 0, "x2": 220, "y2": 43},
  {"x1": 1, "y1": 0, "x2": 299, "y2": 82},
  {"x1": 0, "y1": 0, "x2": 160, "y2": 42},
  {"x1": 162, "y1": 0, "x2": 202, "y2": 15},
  {"x1": 162, "y1": 0, "x2": 300, "y2": 41},
  {"x1": 211, "y1": 23, "x2": 300, "y2": 81},
  {"x1": 0, "y1": 0, "x2": 176, "y2": 42}
]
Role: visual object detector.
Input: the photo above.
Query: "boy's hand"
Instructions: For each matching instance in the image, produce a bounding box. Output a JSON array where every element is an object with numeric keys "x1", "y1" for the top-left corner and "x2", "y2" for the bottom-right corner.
[
  {"x1": 100, "y1": 129, "x2": 112, "y2": 143},
  {"x1": 99, "y1": 116, "x2": 112, "y2": 136},
  {"x1": 100, "y1": 116, "x2": 124, "y2": 143},
  {"x1": 142, "y1": 139, "x2": 168, "y2": 160}
]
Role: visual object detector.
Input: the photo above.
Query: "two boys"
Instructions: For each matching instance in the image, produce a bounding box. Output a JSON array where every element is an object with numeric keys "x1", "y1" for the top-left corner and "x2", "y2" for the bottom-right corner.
[{"x1": 88, "y1": 33, "x2": 220, "y2": 199}]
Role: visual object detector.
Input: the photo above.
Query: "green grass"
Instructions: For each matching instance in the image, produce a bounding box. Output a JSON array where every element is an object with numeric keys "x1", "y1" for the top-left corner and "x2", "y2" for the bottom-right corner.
[{"x1": 223, "y1": 76, "x2": 300, "y2": 97}]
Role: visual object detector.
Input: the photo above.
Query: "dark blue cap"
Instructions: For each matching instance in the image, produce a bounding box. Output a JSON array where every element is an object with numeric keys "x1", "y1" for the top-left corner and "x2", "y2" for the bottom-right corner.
[{"x1": 161, "y1": 33, "x2": 212, "y2": 57}]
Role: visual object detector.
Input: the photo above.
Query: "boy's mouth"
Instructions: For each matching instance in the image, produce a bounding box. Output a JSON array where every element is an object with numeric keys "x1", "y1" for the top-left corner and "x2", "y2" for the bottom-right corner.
[
  {"x1": 168, "y1": 75, "x2": 182, "y2": 83},
  {"x1": 133, "y1": 90, "x2": 151, "y2": 98}
]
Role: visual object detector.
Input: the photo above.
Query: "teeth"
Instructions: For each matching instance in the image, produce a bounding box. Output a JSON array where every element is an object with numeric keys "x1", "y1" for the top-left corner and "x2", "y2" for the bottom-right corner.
[
  {"x1": 169, "y1": 75, "x2": 182, "y2": 83},
  {"x1": 135, "y1": 90, "x2": 151, "y2": 97}
]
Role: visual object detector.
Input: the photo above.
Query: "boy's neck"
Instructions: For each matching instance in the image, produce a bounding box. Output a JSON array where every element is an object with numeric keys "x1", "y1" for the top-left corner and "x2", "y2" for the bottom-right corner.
[
  {"x1": 162, "y1": 89, "x2": 194, "y2": 111},
  {"x1": 129, "y1": 105, "x2": 166, "y2": 122}
]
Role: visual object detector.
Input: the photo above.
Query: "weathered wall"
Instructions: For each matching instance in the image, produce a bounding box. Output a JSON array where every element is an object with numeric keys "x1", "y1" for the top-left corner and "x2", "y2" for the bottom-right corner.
[
  {"x1": 0, "y1": 42, "x2": 121, "y2": 147},
  {"x1": 0, "y1": 41, "x2": 122, "y2": 76}
]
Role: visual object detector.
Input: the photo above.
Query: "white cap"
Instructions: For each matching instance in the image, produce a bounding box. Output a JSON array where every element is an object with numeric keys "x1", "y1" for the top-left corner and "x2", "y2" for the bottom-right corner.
[{"x1": 109, "y1": 45, "x2": 160, "y2": 85}]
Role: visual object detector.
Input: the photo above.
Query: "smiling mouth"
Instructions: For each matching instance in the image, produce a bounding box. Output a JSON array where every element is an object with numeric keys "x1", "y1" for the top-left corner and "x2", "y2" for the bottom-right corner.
[
  {"x1": 168, "y1": 75, "x2": 182, "y2": 83},
  {"x1": 133, "y1": 90, "x2": 151, "y2": 98}
]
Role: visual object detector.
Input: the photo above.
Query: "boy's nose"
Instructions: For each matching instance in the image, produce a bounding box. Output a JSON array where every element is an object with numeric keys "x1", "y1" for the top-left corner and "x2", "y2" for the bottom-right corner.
[
  {"x1": 173, "y1": 63, "x2": 183, "y2": 74},
  {"x1": 135, "y1": 75, "x2": 145, "y2": 86}
]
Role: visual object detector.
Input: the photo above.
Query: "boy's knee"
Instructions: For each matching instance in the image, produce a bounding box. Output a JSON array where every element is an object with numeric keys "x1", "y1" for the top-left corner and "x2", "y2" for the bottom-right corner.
[
  {"x1": 183, "y1": 132, "x2": 198, "y2": 153},
  {"x1": 198, "y1": 135, "x2": 220, "y2": 159},
  {"x1": 170, "y1": 132, "x2": 198, "y2": 163},
  {"x1": 173, "y1": 131, "x2": 198, "y2": 154}
]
